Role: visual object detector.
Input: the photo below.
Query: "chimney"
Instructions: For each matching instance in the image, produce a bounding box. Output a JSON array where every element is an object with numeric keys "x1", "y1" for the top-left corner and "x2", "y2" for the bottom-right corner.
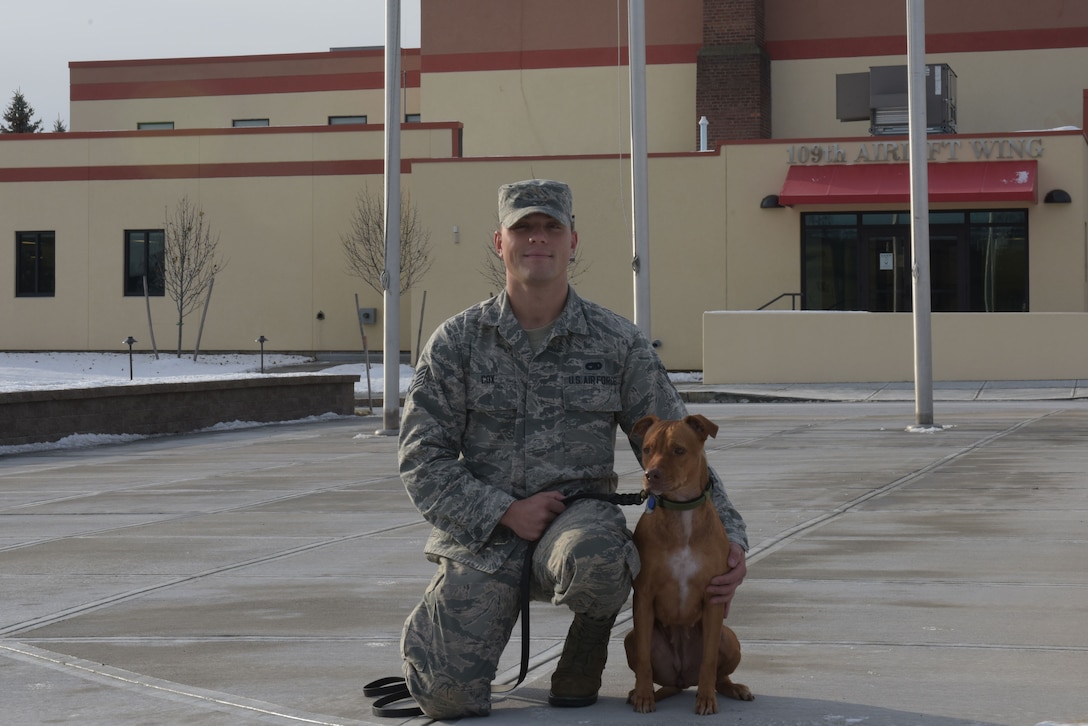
[{"x1": 696, "y1": 0, "x2": 772, "y2": 148}]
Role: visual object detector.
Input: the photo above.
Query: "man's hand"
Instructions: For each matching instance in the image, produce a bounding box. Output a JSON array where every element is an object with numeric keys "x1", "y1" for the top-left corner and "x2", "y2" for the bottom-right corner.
[
  {"x1": 706, "y1": 542, "x2": 747, "y2": 617},
  {"x1": 499, "y1": 491, "x2": 566, "y2": 541}
]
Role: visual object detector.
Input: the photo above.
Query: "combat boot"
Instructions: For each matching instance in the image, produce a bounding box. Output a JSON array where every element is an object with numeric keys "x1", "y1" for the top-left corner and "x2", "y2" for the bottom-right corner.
[{"x1": 547, "y1": 612, "x2": 617, "y2": 707}]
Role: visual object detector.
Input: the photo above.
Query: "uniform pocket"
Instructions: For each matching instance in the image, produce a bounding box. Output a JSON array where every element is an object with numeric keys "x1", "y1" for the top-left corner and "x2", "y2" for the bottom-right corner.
[
  {"x1": 562, "y1": 354, "x2": 622, "y2": 412},
  {"x1": 465, "y1": 365, "x2": 519, "y2": 449},
  {"x1": 562, "y1": 383, "x2": 621, "y2": 412}
]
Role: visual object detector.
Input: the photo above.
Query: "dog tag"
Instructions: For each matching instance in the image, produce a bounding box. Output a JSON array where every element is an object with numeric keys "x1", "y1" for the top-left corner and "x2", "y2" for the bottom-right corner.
[{"x1": 645, "y1": 495, "x2": 656, "y2": 512}]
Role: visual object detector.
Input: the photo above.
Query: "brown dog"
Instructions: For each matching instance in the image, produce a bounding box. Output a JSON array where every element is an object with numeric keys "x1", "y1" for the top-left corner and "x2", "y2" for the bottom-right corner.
[{"x1": 624, "y1": 414, "x2": 753, "y2": 715}]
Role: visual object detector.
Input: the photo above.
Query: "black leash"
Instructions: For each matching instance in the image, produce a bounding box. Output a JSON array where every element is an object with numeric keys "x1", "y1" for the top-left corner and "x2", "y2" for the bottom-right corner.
[{"x1": 363, "y1": 490, "x2": 646, "y2": 718}]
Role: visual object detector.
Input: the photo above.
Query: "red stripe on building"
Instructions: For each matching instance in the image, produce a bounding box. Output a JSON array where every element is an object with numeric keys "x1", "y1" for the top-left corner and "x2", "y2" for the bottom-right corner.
[
  {"x1": 68, "y1": 48, "x2": 409, "y2": 70},
  {"x1": 767, "y1": 26, "x2": 1088, "y2": 60},
  {"x1": 72, "y1": 71, "x2": 422, "y2": 102},
  {"x1": 421, "y1": 44, "x2": 698, "y2": 73},
  {"x1": 0, "y1": 159, "x2": 403, "y2": 183}
]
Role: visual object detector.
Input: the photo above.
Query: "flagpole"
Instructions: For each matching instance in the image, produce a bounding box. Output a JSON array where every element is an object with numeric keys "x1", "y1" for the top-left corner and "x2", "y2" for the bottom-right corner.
[
  {"x1": 379, "y1": 0, "x2": 403, "y2": 435},
  {"x1": 907, "y1": 0, "x2": 935, "y2": 427},
  {"x1": 628, "y1": 0, "x2": 651, "y2": 339}
]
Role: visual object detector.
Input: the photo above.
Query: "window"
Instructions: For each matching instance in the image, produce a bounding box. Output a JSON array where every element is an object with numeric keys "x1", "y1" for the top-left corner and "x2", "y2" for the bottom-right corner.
[
  {"x1": 405, "y1": 113, "x2": 421, "y2": 123},
  {"x1": 125, "y1": 230, "x2": 165, "y2": 296},
  {"x1": 802, "y1": 210, "x2": 1028, "y2": 312},
  {"x1": 137, "y1": 121, "x2": 174, "y2": 130},
  {"x1": 329, "y1": 115, "x2": 367, "y2": 125},
  {"x1": 16, "y1": 231, "x2": 55, "y2": 297},
  {"x1": 232, "y1": 118, "x2": 270, "y2": 127}
]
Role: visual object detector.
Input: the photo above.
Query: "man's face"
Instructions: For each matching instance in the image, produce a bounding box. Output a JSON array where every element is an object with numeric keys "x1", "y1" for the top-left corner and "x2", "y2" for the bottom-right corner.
[{"x1": 494, "y1": 212, "x2": 578, "y2": 288}]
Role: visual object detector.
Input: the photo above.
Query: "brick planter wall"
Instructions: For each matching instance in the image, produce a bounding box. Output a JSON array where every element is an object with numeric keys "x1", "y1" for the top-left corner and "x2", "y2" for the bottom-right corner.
[{"x1": 0, "y1": 374, "x2": 360, "y2": 447}]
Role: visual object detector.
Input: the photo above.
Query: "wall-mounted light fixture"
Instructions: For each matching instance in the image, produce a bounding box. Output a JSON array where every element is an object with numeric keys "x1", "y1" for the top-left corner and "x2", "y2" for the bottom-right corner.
[
  {"x1": 760, "y1": 194, "x2": 784, "y2": 209},
  {"x1": 1044, "y1": 189, "x2": 1072, "y2": 204},
  {"x1": 453, "y1": 225, "x2": 460, "y2": 243}
]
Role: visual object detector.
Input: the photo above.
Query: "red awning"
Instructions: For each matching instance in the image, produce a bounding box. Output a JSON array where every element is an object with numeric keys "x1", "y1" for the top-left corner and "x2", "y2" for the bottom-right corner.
[{"x1": 776, "y1": 160, "x2": 1038, "y2": 205}]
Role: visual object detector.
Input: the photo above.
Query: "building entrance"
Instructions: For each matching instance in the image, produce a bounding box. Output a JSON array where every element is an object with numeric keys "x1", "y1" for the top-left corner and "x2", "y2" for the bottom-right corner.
[{"x1": 801, "y1": 210, "x2": 1028, "y2": 313}]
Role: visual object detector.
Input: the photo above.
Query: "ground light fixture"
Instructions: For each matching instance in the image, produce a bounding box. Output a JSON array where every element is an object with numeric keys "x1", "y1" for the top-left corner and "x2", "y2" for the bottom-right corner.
[
  {"x1": 256, "y1": 335, "x2": 268, "y2": 373},
  {"x1": 123, "y1": 336, "x2": 137, "y2": 380}
]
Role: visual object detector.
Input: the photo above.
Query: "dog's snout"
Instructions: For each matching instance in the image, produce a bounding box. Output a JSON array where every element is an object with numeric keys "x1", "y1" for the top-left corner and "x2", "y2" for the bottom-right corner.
[{"x1": 644, "y1": 467, "x2": 663, "y2": 483}]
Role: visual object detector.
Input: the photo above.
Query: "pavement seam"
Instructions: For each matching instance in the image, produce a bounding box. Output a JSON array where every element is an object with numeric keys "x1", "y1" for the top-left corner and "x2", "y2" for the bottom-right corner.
[
  {"x1": 743, "y1": 410, "x2": 1060, "y2": 565},
  {"x1": 0, "y1": 642, "x2": 380, "y2": 725},
  {"x1": 739, "y1": 639, "x2": 1088, "y2": 652},
  {"x1": 0, "y1": 519, "x2": 425, "y2": 637},
  {"x1": 0, "y1": 468, "x2": 403, "y2": 556}
]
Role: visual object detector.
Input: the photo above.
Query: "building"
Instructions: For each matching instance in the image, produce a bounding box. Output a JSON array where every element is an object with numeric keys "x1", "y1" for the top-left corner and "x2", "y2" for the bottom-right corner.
[{"x1": 3, "y1": 0, "x2": 1087, "y2": 382}]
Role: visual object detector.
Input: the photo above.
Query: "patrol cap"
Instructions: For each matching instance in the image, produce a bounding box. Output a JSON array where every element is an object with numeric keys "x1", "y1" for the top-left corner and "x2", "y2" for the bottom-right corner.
[{"x1": 497, "y1": 179, "x2": 573, "y2": 229}]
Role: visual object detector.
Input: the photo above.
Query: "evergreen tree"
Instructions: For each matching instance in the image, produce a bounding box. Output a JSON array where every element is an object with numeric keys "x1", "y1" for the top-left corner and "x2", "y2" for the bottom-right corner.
[
  {"x1": 1, "y1": 89, "x2": 44, "y2": 133},
  {"x1": 52, "y1": 115, "x2": 67, "y2": 133}
]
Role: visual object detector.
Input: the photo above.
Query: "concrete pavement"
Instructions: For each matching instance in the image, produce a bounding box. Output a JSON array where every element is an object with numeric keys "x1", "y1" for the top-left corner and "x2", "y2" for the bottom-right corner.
[{"x1": 2, "y1": 386, "x2": 1086, "y2": 725}]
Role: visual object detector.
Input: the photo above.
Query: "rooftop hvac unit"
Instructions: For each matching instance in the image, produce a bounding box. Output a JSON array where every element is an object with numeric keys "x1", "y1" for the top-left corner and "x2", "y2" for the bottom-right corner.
[{"x1": 836, "y1": 63, "x2": 957, "y2": 136}]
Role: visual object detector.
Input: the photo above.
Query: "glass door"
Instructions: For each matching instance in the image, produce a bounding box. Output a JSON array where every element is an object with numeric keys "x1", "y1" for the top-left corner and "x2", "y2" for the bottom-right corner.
[
  {"x1": 863, "y1": 231, "x2": 911, "y2": 312},
  {"x1": 929, "y1": 228, "x2": 967, "y2": 312}
]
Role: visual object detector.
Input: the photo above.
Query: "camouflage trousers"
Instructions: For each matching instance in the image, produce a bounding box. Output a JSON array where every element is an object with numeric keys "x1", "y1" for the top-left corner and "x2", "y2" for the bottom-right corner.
[{"x1": 400, "y1": 498, "x2": 639, "y2": 720}]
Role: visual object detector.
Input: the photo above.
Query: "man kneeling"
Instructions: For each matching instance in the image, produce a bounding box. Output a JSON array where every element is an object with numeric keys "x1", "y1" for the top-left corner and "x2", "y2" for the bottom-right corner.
[{"x1": 396, "y1": 179, "x2": 749, "y2": 719}]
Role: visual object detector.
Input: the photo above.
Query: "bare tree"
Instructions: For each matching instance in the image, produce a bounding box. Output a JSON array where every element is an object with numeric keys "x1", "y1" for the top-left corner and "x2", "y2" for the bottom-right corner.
[
  {"x1": 162, "y1": 196, "x2": 226, "y2": 357},
  {"x1": 342, "y1": 186, "x2": 432, "y2": 294},
  {"x1": 480, "y1": 214, "x2": 507, "y2": 292}
]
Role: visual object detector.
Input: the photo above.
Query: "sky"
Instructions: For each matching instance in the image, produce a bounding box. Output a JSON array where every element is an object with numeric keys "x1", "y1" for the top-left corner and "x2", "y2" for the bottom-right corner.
[{"x1": 2, "y1": 0, "x2": 422, "y2": 131}]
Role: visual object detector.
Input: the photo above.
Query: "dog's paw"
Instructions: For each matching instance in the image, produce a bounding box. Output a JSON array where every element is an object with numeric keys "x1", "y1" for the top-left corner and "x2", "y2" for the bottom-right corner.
[
  {"x1": 694, "y1": 691, "x2": 719, "y2": 715},
  {"x1": 719, "y1": 679, "x2": 754, "y2": 701},
  {"x1": 628, "y1": 688, "x2": 657, "y2": 713}
]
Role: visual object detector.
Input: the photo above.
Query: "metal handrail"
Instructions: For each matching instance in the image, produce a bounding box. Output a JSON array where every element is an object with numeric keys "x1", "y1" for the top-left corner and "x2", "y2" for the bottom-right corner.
[{"x1": 757, "y1": 292, "x2": 804, "y2": 310}]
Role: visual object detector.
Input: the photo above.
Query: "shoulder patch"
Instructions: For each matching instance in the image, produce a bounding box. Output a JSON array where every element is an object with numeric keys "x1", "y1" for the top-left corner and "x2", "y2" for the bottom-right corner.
[{"x1": 409, "y1": 367, "x2": 430, "y2": 393}]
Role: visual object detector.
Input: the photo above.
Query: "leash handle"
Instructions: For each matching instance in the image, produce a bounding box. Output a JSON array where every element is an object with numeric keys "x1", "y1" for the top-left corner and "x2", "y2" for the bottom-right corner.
[{"x1": 362, "y1": 676, "x2": 422, "y2": 718}]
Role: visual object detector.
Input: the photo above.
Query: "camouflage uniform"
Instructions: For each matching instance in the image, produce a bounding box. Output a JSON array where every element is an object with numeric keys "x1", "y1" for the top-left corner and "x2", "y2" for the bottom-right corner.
[{"x1": 398, "y1": 287, "x2": 747, "y2": 719}]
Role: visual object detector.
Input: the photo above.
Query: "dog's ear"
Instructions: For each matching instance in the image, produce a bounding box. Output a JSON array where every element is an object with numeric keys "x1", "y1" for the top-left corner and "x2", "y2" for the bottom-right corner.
[
  {"x1": 682, "y1": 414, "x2": 719, "y2": 441},
  {"x1": 632, "y1": 415, "x2": 659, "y2": 438}
]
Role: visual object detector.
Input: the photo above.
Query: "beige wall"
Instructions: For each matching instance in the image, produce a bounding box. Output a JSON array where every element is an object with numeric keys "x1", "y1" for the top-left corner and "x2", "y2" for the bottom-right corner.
[
  {"x1": 1027, "y1": 134, "x2": 1088, "y2": 312},
  {"x1": 720, "y1": 142, "x2": 803, "y2": 310},
  {"x1": 69, "y1": 49, "x2": 421, "y2": 133},
  {"x1": 73, "y1": 90, "x2": 398, "y2": 132},
  {"x1": 0, "y1": 126, "x2": 455, "y2": 354},
  {"x1": 6, "y1": 181, "x2": 93, "y2": 348},
  {"x1": 421, "y1": 64, "x2": 698, "y2": 157},
  {"x1": 407, "y1": 153, "x2": 730, "y2": 370},
  {"x1": 4, "y1": 128, "x2": 1086, "y2": 377},
  {"x1": 704, "y1": 311, "x2": 1088, "y2": 383},
  {"x1": 406, "y1": 133, "x2": 1088, "y2": 371}
]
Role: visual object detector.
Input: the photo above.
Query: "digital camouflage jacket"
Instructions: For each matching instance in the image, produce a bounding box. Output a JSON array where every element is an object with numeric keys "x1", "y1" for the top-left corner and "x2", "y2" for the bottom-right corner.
[{"x1": 399, "y1": 288, "x2": 748, "y2": 574}]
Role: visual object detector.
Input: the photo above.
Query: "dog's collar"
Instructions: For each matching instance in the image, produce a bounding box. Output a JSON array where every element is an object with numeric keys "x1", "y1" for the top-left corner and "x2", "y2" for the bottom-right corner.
[{"x1": 645, "y1": 480, "x2": 713, "y2": 512}]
